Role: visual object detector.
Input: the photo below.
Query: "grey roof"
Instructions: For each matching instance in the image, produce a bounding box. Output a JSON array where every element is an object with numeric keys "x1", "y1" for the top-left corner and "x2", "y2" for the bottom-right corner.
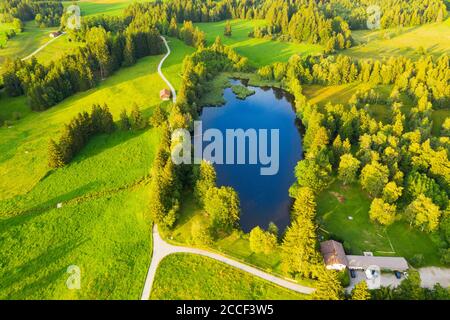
[{"x1": 347, "y1": 255, "x2": 409, "y2": 271}]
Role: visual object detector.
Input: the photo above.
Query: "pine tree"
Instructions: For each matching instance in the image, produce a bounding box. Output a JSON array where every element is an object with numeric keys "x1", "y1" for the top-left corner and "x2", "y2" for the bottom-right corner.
[
  {"x1": 351, "y1": 281, "x2": 371, "y2": 300},
  {"x1": 281, "y1": 216, "x2": 321, "y2": 278},
  {"x1": 123, "y1": 33, "x2": 136, "y2": 67},
  {"x1": 224, "y1": 20, "x2": 232, "y2": 37},
  {"x1": 119, "y1": 109, "x2": 131, "y2": 131},
  {"x1": 168, "y1": 16, "x2": 178, "y2": 37},
  {"x1": 338, "y1": 153, "x2": 360, "y2": 185},
  {"x1": 194, "y1": 160, "x2": 216, "y2": 206},
  {"x1": 48, "y1": 139, "x2": 65, "y2": 168},
  {"x1": 150, "y1": 104, "x2": 167, "y2": 128},
  {"x1": 130, "y1": 104, "x2": 146, "y2": 130},
  {"x1": 312, "y1": 266, "x2": 345, "y2": 300}
]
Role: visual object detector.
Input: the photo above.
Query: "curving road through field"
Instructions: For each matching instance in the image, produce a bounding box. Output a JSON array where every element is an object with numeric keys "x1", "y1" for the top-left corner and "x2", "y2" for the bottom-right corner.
[
  {"x1": 158, "y1": 36, "x2": 177, "y2": 103},
  {"x1": 21, "y1": 32, "x2": 66, "y2": 61},
  {"x1": 141, "y1": 225, "x2": 315, "y2": 300}
]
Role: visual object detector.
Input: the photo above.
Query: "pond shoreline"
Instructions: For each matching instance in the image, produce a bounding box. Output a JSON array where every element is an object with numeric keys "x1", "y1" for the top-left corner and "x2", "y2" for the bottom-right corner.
[{"x1": 199, "y1": 76, "x2": 304, "y2": 232}]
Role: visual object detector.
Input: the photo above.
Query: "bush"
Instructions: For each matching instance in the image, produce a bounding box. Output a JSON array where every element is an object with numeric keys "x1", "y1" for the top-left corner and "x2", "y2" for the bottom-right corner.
[
  {"x1": 338, "y1": 269, "x2": 350, "y2": 287},
  {"x1": 410, "y1": 254, "x2": 424, "y2": 267}
]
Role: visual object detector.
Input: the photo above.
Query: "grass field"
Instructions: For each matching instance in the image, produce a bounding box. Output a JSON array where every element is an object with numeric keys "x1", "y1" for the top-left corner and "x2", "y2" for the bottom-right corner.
[
  {"x1": 0, "y1": 21, "x2": 57, "y2": 66},
  {"x1": 161, "y1": 37, "x2": 195, "y2": 91},
  {"x1": 0, "y1": 55, "x2": 167, "y2": 299},
  {"x1": 0, "y1": 54, "x2": 168, "y2": 200},
  {"x1": 150, "y1": 253, "x2": 308, "y2": 300},
  {"x1": 0, "y1": 186, "x2": 153, "y2": 299},
  {"x1": 345, "y1": 16, "x2": 450, "y2": 60},
  {"x1": 33, "y1": 36, "x2": 84, "y2": 65},
  {"x1": 75, "y1": 0, "x2": 152, "y2": 17},
  {"x1": 195, "y1": 19, "x2": 323, "y2": 67},
  {"x1": 0, "y1": 35, "x2": 196, "y2": 298},
  {"x1": 316, "y1": 182, "x2": 443, "y2": 266},
  {"x1": 303, "y1": 83, "x2": 396, "y2": 123}
]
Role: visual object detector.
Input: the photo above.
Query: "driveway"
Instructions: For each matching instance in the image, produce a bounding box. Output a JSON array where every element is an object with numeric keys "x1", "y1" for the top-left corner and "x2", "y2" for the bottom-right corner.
[{"x1": 419, "y1": 267, "x2": 450, "y2": 288}]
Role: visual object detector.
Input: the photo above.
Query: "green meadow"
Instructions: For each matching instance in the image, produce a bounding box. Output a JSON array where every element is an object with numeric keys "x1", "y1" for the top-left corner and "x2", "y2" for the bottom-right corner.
[
  {"x1": 1, "y1": 2, "x2": 449, "y2": 299},
  {"x1": 0, "y1": 52, "x2": 172, "y2": 298},
  {"x1": 0, "y1": 21, "x2": 57, "y2": 66},
  {"x1": 316, "y1": 182, "x2": 443, "y2": 266},
  {"x1": 302, "y1": 82, "x2": 449, "y2": 135},
  {"x1": 151, "y1": 253, "x2": 309, "y2": 300},
  {"x1": 0, "y1": 186, "x2": 152, "y2": 299},
  {"x1": 33, "y1": 35, "x2": 84, "y2": 65},
  {"x1": 195, "y1": 19, "x2": 323, "y2": 67},
  {"x1": 161, "y1": 37, "x2": 196, "y2": 91},
  {"x1": 345, "y1": 16, "x2": 450, "y2": 60},
  {"x1": 0, "y1": 54, "x2": 168, "y2": 200},
  {"x1": 74, "y1": 0, "x2": 153, "y2": 17}
]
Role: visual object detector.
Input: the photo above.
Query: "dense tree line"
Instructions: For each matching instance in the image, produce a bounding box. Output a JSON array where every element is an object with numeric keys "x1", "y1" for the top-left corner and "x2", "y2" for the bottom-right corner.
[
  {"x1": 120, "y1": 0, "x2": 445, "y2": 53},
  {"x1": 0, "y1": 0, "x2": 63, "y2": 27},
  {"x1": 48, "y1": 102, "x2": 150, "y2": 169},
  {"x1": 124, "y1": 0, "x2": 352, "y2": 51},
  {"x1": 148, "y1": 122, "x2": 184, "y2": 229},
  {"x1": 176, "y1": 36, "x2": 250, "y2": 111},
  {"x1": 2, "y1": 22, "x2": 163, "y2": 110},
  {"x1": 48, "y1": 104, "x2": 114, "y2": 168},
  {"x1": 194, "y1": 160, "x2": 240, "y2": 238},
  {"x1": 322, "y1": 0, "x2": 448, "y2": 29},
  {"x1": 256, "y1": 2, "x2": 352, "y2": 52},
  {"x1": 262, "y1": 51, "x2": 450, "y2": 265},
  {"x1": 0, "y1": 18, "x2": 23, "y2": 49},
  {"x1": 259, "y1": 54, "x2": 450, "y2": 109},
  {"x1": 149, "y1": 42, "x2": 247, "y2": 231}
]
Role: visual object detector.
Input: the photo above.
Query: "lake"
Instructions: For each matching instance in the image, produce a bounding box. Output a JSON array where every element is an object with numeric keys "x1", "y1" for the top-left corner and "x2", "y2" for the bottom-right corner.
[{"x1": 200, "y1": 79, "x2": 303, "y2": 232}]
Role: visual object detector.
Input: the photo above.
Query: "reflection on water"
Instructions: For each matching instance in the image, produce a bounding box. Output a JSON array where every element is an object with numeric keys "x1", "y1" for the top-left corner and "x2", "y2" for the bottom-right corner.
[{"x1": 200, "y1": 79, "x2": 303, "y2": 232}]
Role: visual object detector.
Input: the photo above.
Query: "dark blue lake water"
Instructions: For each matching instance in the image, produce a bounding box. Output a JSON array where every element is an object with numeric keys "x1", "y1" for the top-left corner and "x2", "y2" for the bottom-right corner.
[{"x1": 200, "y1": 79, "x2": 303, "y2": 232}]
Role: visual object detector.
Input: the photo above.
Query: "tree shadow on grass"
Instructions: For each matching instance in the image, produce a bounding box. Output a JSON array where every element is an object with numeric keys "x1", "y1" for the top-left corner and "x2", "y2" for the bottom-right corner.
[
  {"x1": 0, "y1": 183, "x2": 96, "y2": 231},
  {"x1": 71, "y1": 128, "x2": 150, "y2": 165},
  {"x1": 0, "y1": 237, "x2": 87, "y2": 299},
  {"x1": 0, "y1": 126, "x2": 157, "y2": 223}
]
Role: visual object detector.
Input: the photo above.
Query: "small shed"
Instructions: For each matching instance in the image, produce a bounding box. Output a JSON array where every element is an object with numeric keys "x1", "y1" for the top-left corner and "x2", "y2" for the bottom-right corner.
[
  {"x1": 160, "y1": 88, "x2": 171, "y2": 101},
  {"x1": 49, "y1": 31, "x2": 62, "y2": 38},
  {"x1": 320, "y1": 240, "x2": 348, "y2": 271}
]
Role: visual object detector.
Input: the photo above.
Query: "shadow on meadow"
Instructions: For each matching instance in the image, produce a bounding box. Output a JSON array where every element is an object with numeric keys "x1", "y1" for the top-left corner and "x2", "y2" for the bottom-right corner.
[
  {"x1": 0, "y1": 128, "x2": 151, "y2": 217},
  {"x1": 0, "y1": 238, "x2": 86, "y2": 299}
]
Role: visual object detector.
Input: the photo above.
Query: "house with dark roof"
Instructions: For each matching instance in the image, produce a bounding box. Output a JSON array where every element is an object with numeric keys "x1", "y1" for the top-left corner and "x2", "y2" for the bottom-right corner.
[
  {"x1": 320, "y1": 240, "x2": 348, "y2": 271},
  {"x1": 320, "y1": 240, "x2": 409, "y2": 273},
  {"x1": 49, "y1": 31, "x2": 62, "y2": 38}
]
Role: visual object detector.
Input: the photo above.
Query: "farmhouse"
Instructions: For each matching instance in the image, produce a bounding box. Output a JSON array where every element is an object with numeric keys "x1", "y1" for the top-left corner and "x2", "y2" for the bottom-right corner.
[
  {"x1": 320, "y1": 240, "x2": 348, "y2": 271},
  {"x1": 49, "y1": 31, "x2": 62, "y2": 38},
  {"x1": 160, "y1": 88, "x2": 171, "y2": 101},
  {"x1": 320, "y1": 240, "x2": 409, "y2": 272}
]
